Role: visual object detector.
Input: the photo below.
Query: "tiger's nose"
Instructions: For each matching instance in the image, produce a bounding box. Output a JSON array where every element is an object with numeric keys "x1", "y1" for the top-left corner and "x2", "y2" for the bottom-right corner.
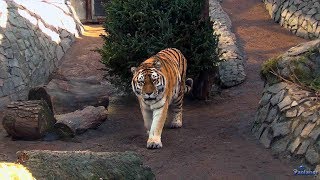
[{"x1": 146, "y1": 92, "x2": 153, "y2": 95}]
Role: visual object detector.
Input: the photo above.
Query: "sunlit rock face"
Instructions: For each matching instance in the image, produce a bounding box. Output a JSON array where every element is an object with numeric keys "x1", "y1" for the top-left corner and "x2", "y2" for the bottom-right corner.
[
  {"x1": 263, "y1": 0, "x2": 320, "y2": 39},
  {"x1": 0, "y1": 0, "x2": 83, "y2": 108},
  {"x1": 209, "y1": 0, "x2": 246, "y2": 87},
  {"x1": 253, "y1": 39, "x2": 320, "y2": 171}
]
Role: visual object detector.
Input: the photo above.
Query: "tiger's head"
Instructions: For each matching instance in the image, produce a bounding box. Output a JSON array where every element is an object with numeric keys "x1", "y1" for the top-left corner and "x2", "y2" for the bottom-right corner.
[{"x1": 131, "y1": 60, "x2": 165, "y2": 103}]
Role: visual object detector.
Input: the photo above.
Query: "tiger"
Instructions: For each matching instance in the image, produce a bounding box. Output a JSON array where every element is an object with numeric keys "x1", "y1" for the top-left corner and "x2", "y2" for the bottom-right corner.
[{"x1": 131, "y1": 48, "x2": 193, "y2": 149}]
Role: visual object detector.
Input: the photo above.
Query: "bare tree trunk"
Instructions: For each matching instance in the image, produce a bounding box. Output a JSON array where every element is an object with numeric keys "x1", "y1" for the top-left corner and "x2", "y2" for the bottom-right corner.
[
  {"x1": 28, "y1": 79, "x2": 109, "y2": 114},
  {"x1": 2, "y1": 100, "x2": 56, "y2": 140},
  {"x1": 54, "y1": 106, "x2": 108, "y2": 136}
]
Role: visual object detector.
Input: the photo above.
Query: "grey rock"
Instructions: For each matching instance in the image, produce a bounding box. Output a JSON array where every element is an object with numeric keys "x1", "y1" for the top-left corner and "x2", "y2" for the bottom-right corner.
[
  {"x1": 296, "y1": 139, "x2": 311, "y2": 155},
  {"x1": 270, "y1": 89, "x2": 285, "y2": 105},
  {"x1": 291, "y1": 120, "x2": 300, "y2": 133},
  {"x1": 301, "y1": 122, "x2": 316, "y2": 137},
  {"x1": 302, "y1": 111, "x2": 314, "y2": 117},
  {"x1": 297, "y1": 106, "x2": 305, "y2": 116},
  {"x1": 278, "y1": 96, "x2": 292, "y2": 110},
  {"x1": 285, "y1": 109, "x2": 297, "y2": 117},
  {"x1": 307, "y1": 113, "x2": 318, "y2": 123},
  {"x1": 289, "y1": 137, "x2": 302, "y2": 153},
  {"x1": 260, "y1": 127, "x2": 272, "y2": 148},
  {"x1": 260, "y1": 93, "x2": 272, "y2": 106},
  {"x1": 305, "y1": 146, "x2": 319, "y2": 165},
  {"x1": 265, "y1": 107, "x2": 278, "y2": 123},
  {"x1": 294, "y1": 122, "x2": 306, "y2": 136},
  {"x1": 268, "y1": 82, "x2": 287, "y2": 94},
  {"x1": 272, "y1": 121, "x2": 291, "y2": 137},
  {"x1": 271, "y1": 136, "x2": 291, "y2": 154},
  {"x1": 258, "y1": 103, "x2": 271, "y2": 122},
  {"x1": 56, "y1": 45, "x2": 64, "y2": 61},
  {"x1": 309, "y1": 126, "x2": 320, "y2": 140}
]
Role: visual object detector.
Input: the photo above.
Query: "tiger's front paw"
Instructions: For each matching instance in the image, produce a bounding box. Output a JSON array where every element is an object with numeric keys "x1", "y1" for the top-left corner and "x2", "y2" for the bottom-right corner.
[
  {"x1": 170, "y1": 121, "x2": 182, "y2": 128},
  {"x1": 147, "y1": 137, "x2": 162, "y2": 149}
]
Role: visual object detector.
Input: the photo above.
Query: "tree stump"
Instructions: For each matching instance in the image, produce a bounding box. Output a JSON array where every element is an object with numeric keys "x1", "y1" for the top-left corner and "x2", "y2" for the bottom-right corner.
[
  {"x1": 2, "y1": 100, "x2": 56, "y2": 140},
  {"x1": 54, "y1": 106, "x2": 108, "y2": 137},
  {"x1": 16, "y1": 150, "x2": 155, "y2": 180},
  {"x1": 28, "y1": 78, "x2": 109, "y2": 114}
]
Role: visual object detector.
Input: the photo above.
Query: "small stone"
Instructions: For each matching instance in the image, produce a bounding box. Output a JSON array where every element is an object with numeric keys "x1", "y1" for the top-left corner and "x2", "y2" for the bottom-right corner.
[
  {"x1": 265, "y1": 107, "x2": 278, "y2": 123},
  {"x1": 297, "y1": 106, "x2": 305, "y2": 116},
  {"x1": 254, "y1": 124, "x2": 267, "y2": 139},
  {"x1": 291, "y1": 120, "x2": 300, "y2": 133},
  {"x1": 291, "y1": 101, "x2": 298, "y2": 107},
  {"x1": 307, "y1": 113, "x2": 318, "y2": 123},
  {"x1": 56, "y1": 45, "x2": 64, "y2": 61},
  {"x1": 260, "y1": 93, "x2": 272, "y2": 106},
  {"x1": 302, "y1": 111, "x2": 313, "y2": 118},
  {"x1": 258, "y1": 103, "x2": 270, "y2": 123},
  {"x1": 296, "y1": 139, "x2": 310, "y2": 155},
  {"x1": 305, "y1": 146, "x2": 319, "y2": 165},
  {"x1": 286, "y1": 109, "x2": 297, "y2": 117},
  {"x1": 268, "y1": 82, "x2": 287, "y2": 94},
  {"x1": 278, "y1": 96, "x2": 292, "y2": 111},
  {"x1": 272, "y1": 121, "x2": 291, "y2": 137},
  {"x1": 294, "y1": 122, "x2": 306, "y2": 136},
  {"x1": 289, "y1": 137, "x2": 302, "y2": 153},
  {"x1": 270, "y1": 89, "x2": 285, "y2": 105},
  {"x1": 309, "y1": 126, "x2": 320, "y2": 140},
  {"x1": 260, "y1": 127, "x2": 272, "y2": 148},
  {"x1": 301, "y1": 123, "x2": 316, "y2": 137},
  {"x1": 271, "y1": 136, "x2": 290, "y2": 155}
]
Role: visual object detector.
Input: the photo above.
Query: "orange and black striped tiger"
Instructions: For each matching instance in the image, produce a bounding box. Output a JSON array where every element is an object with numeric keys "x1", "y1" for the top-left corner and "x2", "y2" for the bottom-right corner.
[{"x1": 131, "y1": 48, "x2": 193, "y2": 149}]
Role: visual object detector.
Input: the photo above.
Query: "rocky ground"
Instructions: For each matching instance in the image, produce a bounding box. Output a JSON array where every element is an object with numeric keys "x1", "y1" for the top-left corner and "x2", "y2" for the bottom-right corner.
[{"x1": 0, "y1": 0, "x2": 310, "y2": 179}]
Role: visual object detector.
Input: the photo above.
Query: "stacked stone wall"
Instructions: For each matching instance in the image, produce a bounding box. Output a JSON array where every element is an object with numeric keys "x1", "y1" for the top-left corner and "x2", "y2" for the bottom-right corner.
[
  {"x1": 263, "y1": 0, "x2": 320, "y2": 39},
  {"x1": 253, "y1": 40, "x2": 320, "y2": 171},
  {"x1": 209, "y1": 0, "x2": 246, "y2": 87},
  {"x1": 0, "y1": 0, "x2": 83, "y2": 108}
]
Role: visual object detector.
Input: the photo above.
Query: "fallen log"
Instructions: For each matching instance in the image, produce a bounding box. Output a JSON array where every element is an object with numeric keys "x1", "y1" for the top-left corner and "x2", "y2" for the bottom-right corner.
[
  {"x1": 16, "y1": 150, "x2": 155, "y2": 180},
  {"x1": 54, "y1": 106, "x2": 108, "y2": 136},
  {"x1": 28, "y1": 78, "x2": 109, "y2": 114},
  {"x1": 2, "y1": 100, "x2": 56, "y2": 140}
]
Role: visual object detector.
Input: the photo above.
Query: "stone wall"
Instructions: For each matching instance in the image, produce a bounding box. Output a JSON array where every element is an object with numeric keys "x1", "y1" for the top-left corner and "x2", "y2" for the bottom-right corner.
[
  {"x1": 0, "y1": 0, "x2": 83, "y2": 108},
  {"x1": 209, "y1": 0, "x2": 246, "y2": 87},
  {"x1": 263, "y1": 0, "x2": 320, "y2": 39},
  {"x1": 252, "y1": 39, "x2": 320, "y2": 171}
]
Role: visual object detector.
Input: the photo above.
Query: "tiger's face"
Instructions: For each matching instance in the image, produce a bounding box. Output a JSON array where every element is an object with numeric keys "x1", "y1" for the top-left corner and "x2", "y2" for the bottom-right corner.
[{"x1": 131, "y1": 65, "x2": 165, "y2": 103}]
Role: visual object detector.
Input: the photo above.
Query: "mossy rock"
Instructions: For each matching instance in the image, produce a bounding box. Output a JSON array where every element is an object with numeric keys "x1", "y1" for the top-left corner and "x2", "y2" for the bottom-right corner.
[
  {"x1": 17, "y1": 150, "x2": 155, "y2": 180},
  {"x1": 260, "y1": 40, "x2": 320, "y2": 91}
]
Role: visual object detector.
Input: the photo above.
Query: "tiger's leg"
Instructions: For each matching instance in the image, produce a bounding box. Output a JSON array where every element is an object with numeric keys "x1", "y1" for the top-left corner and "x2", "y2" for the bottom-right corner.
[
  {"x1": 147, "y1": 102, "x2": 169, "y2": 149},
  {"x1": 141, "y1": 107, "x2": 153, "y2": 135},
  {"x1": 170, "y1": 91, "x2": 184, "y2": 128}
]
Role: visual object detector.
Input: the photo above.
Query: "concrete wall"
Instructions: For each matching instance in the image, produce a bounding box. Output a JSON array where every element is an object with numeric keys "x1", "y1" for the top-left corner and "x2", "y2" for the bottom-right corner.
[{"x1": 0, "y1": 0, "x2": 84, "y2": 108}]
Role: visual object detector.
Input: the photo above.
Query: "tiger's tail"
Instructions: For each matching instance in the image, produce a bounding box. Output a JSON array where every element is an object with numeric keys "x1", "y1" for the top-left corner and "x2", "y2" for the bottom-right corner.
[{"x1": 184, "y1": 78, "x2": 193, "y2": 94}]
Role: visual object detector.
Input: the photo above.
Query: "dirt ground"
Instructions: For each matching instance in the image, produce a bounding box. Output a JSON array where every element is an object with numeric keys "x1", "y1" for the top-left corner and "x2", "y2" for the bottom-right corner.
[{"x1": 0, "y1": 0, "x2": 310, "y2": 179}]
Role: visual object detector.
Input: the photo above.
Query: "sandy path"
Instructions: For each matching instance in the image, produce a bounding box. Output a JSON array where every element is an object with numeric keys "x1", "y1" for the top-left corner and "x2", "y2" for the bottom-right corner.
[{"x1": 0, "y1": 1, "x2": 308, "y2": 179}]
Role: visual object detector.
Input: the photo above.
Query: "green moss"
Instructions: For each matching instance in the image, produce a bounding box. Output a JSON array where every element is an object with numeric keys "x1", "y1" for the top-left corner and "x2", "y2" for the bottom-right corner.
[
  {"x1": 260, "y1": 56, "x2": 282, "y2": 84},
  {"x1": 260, "y1": 46, "x2": 320, "y2": 92}
]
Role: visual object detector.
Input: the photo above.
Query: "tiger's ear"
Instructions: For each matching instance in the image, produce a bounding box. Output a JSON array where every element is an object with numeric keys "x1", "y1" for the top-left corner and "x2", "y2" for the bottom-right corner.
[
  {"x1": 131, "y1": 67, "x2": 137, "y2": 74},
  {"x1": 154, "y1": 61, "x2": 161, "y2": 69}
]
